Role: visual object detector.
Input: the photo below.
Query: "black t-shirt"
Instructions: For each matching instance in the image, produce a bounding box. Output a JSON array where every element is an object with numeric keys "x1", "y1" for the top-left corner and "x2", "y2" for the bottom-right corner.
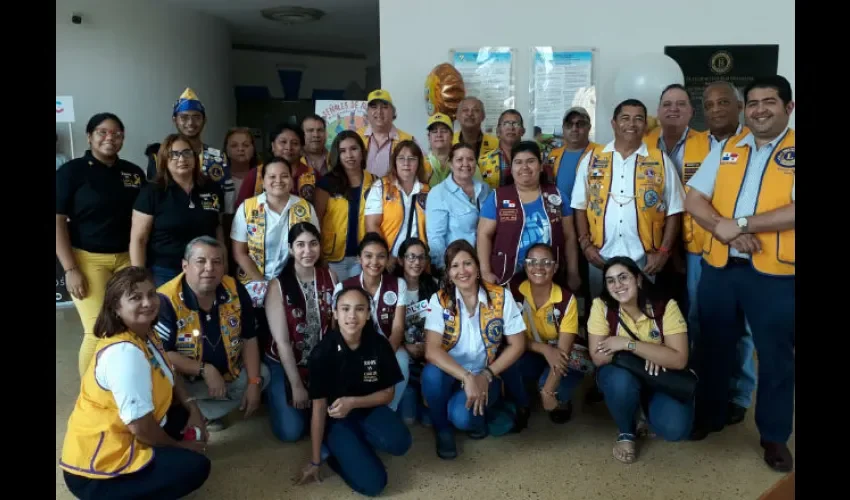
[
  {"x1": 55, "y1": 151, "x2": 145, "y2": 254},
  {"x1": 133, "y1": 180, "x2": 224, "y2": 269},
  {"x1": 158, "y1": 277, "x2": 257, "y2": 376},
  {"x1": 308, "y1": 328, "x2": 403, "y2": 404}
]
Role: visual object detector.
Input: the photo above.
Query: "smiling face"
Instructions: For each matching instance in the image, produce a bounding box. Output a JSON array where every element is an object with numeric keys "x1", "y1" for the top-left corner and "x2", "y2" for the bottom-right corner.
[
  {"x1": 394, "y1": 146, "x2": 420, "y2": 184},
  {"x1": 182, "y1": 242, "x2": 225, "y2": 295},
  {"x1": 88, "y1": 118, "x2": 125, "y2": 159},
  {"x1": 116, "y1": 279, "x2": 160, "y2": 331},
  {"x1": 402, "y1": 243, "x2": 427, "y2": 280},
  {"x1": 658, "y1": 87, "x2": 693, "y2": 129},
  {"x1": 338, "y1": 137, "x2": 363, "y2": 172},
  {"x1": 359, "y1": 242, "x2": 388, "y2": 279},
  {"x1": 450, "y1": 145, "x2": 477, "y2": 183},
  {"x1": 262, "y1": 161, "x2": 292, "y2": 198},
  {"x1": 511, "y1": 150, "x2": 541, "y2": 188},
  {"x1": 174, "y1": 111, "x2": 204, "y2": 138},
  {"x1": 302, "y1": 118, "x2": 327, "y2": 154},
  {"x1": 612, "y1": 105, "x2": 647, "y2": 145},
  {"x1": 272, "y1": 129, "x2": 302, "y2": 164},
  {"x1": 334, "y1": 289, "x2": 371, "y2": 339},
  {"x1": 525, "y1": 246, "x2": 556, "y2": 286},
  {"x1": 428, "y1": 123, "x2": 452, "y2": 150},
  {"x1": 290, "y1": 229, "x2": 319, "y2": 268},
  {"x1": 604, "y1": 264, "x2": 641, "y2": 306},
  {"x1": 745, "y1": 86, "x2": 794, "y2": 139},
  {"x1": 448, "y1": 250, "x2": 478, "y2": 293},
  {"x1": 167, "y1": 138, "x2": 196, "y2": 179}
]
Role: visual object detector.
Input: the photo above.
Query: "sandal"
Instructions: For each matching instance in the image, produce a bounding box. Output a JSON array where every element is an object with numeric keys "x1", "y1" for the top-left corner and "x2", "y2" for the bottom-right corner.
[{"x1": 613, "y1": 433, "x2": 637, "y2": 464}]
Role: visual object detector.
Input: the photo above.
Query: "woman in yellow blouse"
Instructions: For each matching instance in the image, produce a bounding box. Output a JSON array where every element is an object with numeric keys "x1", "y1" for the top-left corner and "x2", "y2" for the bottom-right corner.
[{"x1": 587, "y1": 256, "x2": 691, "y2": 464}]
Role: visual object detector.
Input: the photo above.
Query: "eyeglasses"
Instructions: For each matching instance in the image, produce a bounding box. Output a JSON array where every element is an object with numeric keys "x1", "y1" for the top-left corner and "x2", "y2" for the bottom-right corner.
[
  {"x1": 404, "y1": 253, "x2": 427, "y2": 262},
  {"x1": 605, "y1": 273, "x2": 633, "y2": 285},
  {"x1": 500, "y1": 120, "x2": 522, "y2": 129},
  {"x1": 94, "y1": 129, "x2": 124, "y2": 139},
  {"x1": 396, "y1": 156, "x2": 419, "y2": 164},
  {"x1": 524, "y1": 258, "x2": 555, "y2": 268},
  {"x1": 565, "y1": 120, "x2": 589, "y2": 129},
  {"x1": 169, "y1": 149, "x2": 195, "y2": 160}
]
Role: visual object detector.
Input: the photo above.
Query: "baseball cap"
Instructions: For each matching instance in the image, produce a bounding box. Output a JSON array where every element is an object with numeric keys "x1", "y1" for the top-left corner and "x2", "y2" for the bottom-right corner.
[
  {"x1": 562, "y1": 106, "x2": 590, "y2": 123},
  {"x1": 367, "y1": 89, "x2": 393, "y2": 105},
  {"x1": 427, "y1": 113, "x2": 453, "y2": 130}
]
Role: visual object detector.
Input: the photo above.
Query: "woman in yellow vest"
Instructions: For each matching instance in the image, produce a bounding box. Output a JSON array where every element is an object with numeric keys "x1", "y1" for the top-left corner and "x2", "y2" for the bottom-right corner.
[
  {"x1": 60, "y1": 267, "x2": 211, "y2": 499},
  {"x1": 421, "y1": 239, "x2": 527, "y2": 459},
  {"x1": 587, "y1": 256, "x2": 691, "y2": 464},
  {"x1": 364, "y1": 139, "x2": 430, "y2": 271},
  {"x1": 231, "y1": 157, "x2": 319, "y2": 306},
  {"x1": 314, "y1": 130, "x2": 376, "y2": 281}
]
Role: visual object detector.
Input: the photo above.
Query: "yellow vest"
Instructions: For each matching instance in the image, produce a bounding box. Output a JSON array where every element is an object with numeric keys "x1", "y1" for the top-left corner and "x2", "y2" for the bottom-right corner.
[
  {"x1": 356, "y1": 127, "x2": 414, "y2": 156},
  {"x1": 547, "y1": 142, "x2": 601, "y2": 177},
  {"x1": 703, "y1": 129, "x2": 795, "y2": 276},
  {"x1": 236, "y1": 195, "x2": 313, "y2": 283},
  {"x1": 585, "y1": 145, "x2": 668, "y2": 251},
  {"x1": 377, "y1": 178, "x2": 430, "y2": 250},
  {"x1": 453, "y1": 131, "x2": 499, "y2": 157},
  {"x1": 321, "y1": 170, "x2": 376, "y2": 262},
  {"x1": 437, "y1": 282, "x2": 506, "y2": 365},
  {"x1": 252, "y1": 159, "x2": 316, "y2": 201},
  {"x1": 478, "y1": 148, "x2": 509, "y2": 190},
  {"x1": 158, "y1": 273, "x2": 245, "y2": 380},
  {"x1": 60, "y1": 332, "x2": 173, "y2": 479}
]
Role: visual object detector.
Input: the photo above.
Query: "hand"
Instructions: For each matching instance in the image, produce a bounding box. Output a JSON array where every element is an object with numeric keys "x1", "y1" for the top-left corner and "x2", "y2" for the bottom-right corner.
[
  {"x1": 202, "y1": 365, "x2": 227, "y2": 398},
  {"x1": 178, "y1": 440, "x2": 208, "y2": 454},
  {"x1": 240, "y1": 383, "x2": 262, "y2": 418},
  {"x1": 567, "y1": 271, "x2": 582, "y2": 294},
  {"x1": 294, "y1": 462, "x2": 322, "y2": 486},
  {"x1": 729, "y1": 233, "x2": 762, "y2": 254},
  {"x1": 183, "y1": 406, "x2": 209, "y2": 442},
  {"x1": 481, "y1": 271, "x2": 498, "y2": 284},
  {"x1": 596, "y1": 336, "x2": 630, "y2": 356},
  {"x1": 542, "y1": 344, "x2": 569, "y2": 376},
  {"x1": 643, "y1": 251, "x2": 669, "y2": 275},
  {"x1": 65, "y1": 268, "x2": 89, "y2": 300},
  {"x1": 405, "y1": 343, "x2": 426, "y2": 359},
  {"x1": 712, "y1": 216, "x2": 742, "y2": 243},
  {"x1": 583, "y1": 245, "x2": 605, "y2": 268},
  {"x1": 328, "y1": 397, "x2": 354, "y2": 419},
  {"x1": 463, "y1": 372, "x2": 489, "y2": 417},
  {"x1": 540, "y1": 390, "x2": 559, "y2": 411},
  {"x1": 291, "y1": 384, "x2": 311, "y2": 410},
  {"x1": 645, "y1": 360, "x2": 666, "y2": 376}
]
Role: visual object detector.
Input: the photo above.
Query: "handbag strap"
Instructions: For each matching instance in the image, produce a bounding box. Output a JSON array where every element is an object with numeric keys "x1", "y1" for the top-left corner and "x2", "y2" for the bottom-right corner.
[
  {"x1": 617, "y1": 315, "x2": 641, "y2": 342},
  {"x1": 522, "y1": 301, "x2": 545, "y2": 344}
]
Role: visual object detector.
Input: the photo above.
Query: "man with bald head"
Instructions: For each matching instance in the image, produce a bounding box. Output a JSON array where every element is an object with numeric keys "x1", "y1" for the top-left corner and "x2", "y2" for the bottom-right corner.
[{"x1": 453, "y1": 97, "x2": 499, "y2": 158}]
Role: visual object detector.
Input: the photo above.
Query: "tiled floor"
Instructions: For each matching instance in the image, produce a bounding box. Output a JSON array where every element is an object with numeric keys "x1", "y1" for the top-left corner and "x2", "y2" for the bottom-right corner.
[{"x1": 55, "y1": 308, "x2": 793, "y2": 499}]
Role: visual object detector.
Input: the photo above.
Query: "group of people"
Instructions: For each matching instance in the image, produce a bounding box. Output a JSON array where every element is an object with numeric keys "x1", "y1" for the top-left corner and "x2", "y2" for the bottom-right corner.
[{"x1": 57, "y1": 74, "x2": 794, "y2": 499}]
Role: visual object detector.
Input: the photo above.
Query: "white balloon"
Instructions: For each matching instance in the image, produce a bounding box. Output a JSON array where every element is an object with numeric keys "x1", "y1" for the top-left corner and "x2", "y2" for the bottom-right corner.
[{"x1": 613, "y1": 54, "x2": 685, "y2": 110}]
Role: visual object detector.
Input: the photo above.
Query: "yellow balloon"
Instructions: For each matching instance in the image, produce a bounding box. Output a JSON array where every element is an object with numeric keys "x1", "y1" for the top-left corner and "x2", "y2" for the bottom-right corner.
[
  {"x1": 425, "y1": 63, "x2": 466, "y2": 121},
  {"x1": 645, "y1": 115, "x2": 660, "y2": 136}
]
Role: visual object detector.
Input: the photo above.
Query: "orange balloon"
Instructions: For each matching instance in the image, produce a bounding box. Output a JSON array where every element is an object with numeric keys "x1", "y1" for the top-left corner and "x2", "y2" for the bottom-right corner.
[
  {"x1": 645, "y1": 115, "x2": 660, "y2": 136},
  {"x1": 425, "y1": 63, "x2": 466, "y2": 121}
]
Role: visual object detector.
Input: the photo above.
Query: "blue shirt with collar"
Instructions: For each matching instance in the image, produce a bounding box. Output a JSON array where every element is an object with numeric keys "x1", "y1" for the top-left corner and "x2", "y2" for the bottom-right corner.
[{"x1": 425, "y1": 175, "x2": 491, "y2": 268}]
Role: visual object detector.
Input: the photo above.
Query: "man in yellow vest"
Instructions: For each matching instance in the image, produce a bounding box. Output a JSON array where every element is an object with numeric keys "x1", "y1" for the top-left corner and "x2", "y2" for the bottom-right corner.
[
  {"x1": 685, "y1": 76, "x2": 795, "y2": 473},
  {"x1": 690, "y1": 81, "x2": 755, "y2": 426},
  {"x1": 478, "y1": 109, "x2": 526, "y2": 189},
  {"x1": 156, "y1": 236, "x2": 270, "y2": 431},
  {"x1": 453, "y1": 96, "x2": 499, "y2": 159},
  {"x1": 357, "y1": 89, "x2": 419, "y2": 177},
  {"x1": 571, "y1": 99, "x2": 685, "y2": 300}
]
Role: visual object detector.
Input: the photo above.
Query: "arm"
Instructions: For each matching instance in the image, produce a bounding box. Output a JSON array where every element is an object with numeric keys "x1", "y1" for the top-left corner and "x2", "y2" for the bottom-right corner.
[
  {"x1": 308, "y1": 399, "x2": 328, "y2": 465},
  {"x1": 241, "y1": 337, "x2": 262, "y2": 380},
  {"x1": 424, "y1": 330, "x2": 469, "y2": 381},
  {"x1": 363, "y1": 180, "x2": 384, "y2": 236},
  {"x1": 424, "y1": 190, "x2": 449, "y2": 268},
  {"x1": 345, "y1": 386, "x2": 395, "y2": 410},
  {"x1": 129, "y1": 211, "x2": 153, "y2": 267},
  {"x1": 265, "y1": 280, "x2": 307, "y2": 392},
  {"x1": 624, "y1": 332, "x2": 688, "y2": 370},
  {"x1": 685, "y1": 190, "x2": 722, "y2": 234},
  {"x1": 127, "y1": 414, "x2": 182, "y2": 447},
  {"x1": 232, "y1": 242, "x2": 264, "y2": 281},
  {"x1": 486, "y1": 291, "x2": 527, "y2": 376},
  {"x1": 540, "y1": 333, "x2": 577, "y2": 393},
  {"x1": 237, "y1": 284, "x2": 261, "y2": 381},
  {"x1": 561, "y1": 214, "x2": 580, "y2": 286},
  {"x1": 683, "y1": 146, "x2": 723, "y2": 232},
  {"x1": 389, "y1": 305, "x2": 405, "y2": 351},
  {"x1": 476, "y1": 218, "x2": 498, "y2": 280},
  {"x1": 660, "y1": 213, "x2": 681, "y2": 250},
  {"x1": 55, "y1": 215, "x2": 77, "y2": 274},
  {"x1": 741, "y1": 204, "x2": 795, "y2": 233}
]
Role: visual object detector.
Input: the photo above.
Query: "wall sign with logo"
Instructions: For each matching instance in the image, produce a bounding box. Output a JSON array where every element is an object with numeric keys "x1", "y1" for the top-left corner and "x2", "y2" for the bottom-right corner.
[{"x1": 663, "y1": 45, "x2": 779, "y2": 131}]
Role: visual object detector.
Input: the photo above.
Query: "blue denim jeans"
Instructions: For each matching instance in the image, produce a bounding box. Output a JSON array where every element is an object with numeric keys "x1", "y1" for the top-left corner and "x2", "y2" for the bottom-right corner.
[
  {"x1": 501, "y1": 351, "x2": 585, "y2": 407},
  {"x1": 686, "y1": 253, "x2": 757, "y2": 408},
  {"x1": 420, "y1": 363, "x2": 501, "y2": 433},
  {"x1": 324, "y1": 405, "x2": 412, "y2": 497},
  {"x1": 265, "y1": 359, "x2": 307, "y2": 442},
  {"x1": 389, "y1": 348, "x2": 410, "y2": 411},
  {"x1": 151, "y1": 265, "x2": 181, "y2": 287},
  {"x1": 596, "y1": 364, "x2": 693, "y2": 441}
]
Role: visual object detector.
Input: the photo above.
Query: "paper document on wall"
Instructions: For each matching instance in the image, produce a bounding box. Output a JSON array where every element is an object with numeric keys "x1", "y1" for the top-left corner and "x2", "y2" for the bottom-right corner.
[
  {"x1": 530, "y1": 48, "x2": 595, "y2": 141},
  {"x1": 451, "y1": 48, "x2": 515, "y2": 134}
]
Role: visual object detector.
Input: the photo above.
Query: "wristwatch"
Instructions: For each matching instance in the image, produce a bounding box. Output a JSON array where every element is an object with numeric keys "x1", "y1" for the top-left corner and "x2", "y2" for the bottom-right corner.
[
  {"x1": 198, "y1": 363, "x2": 206, "y2": 378},
  {"x1": 627, "y1": 341, "x2": 637, "y2": 351},
  {"x1": 736, "y1": 217, "x2": 749, "y2": 232}
]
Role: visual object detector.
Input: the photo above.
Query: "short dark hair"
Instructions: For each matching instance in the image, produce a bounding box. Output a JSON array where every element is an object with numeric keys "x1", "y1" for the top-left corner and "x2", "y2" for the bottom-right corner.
[
  {"x1": 86, "y1": 112, "x2": 125, "y2": 135},
  {"x1": 93, "y1": 267, "x2": 156, "y2": 338},
  {"x1": 498, "y1": 109, "x2": 524, "y2": 127},
  {"x1": 659, "y1": 83, "x2": 689, "y2": 103},
  {"x1": 743, "y1": 75, "x2": 793, "y2": 106},
  {"x1": 269, "y1": 122, "x2": 305, "y2": 148},
  {"x1": 613, "y1": 99, "x2": 648, "y2": 121},
  {"x1": 300, "y1": 114, "x2": 326, "y2": 129},
  {"x1": 358, "y1": 232, "x2": 390, "y2": 256}
]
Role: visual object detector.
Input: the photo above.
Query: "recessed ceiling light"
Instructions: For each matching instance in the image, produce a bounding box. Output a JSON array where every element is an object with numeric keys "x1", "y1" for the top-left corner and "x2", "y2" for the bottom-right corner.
[{"x1": 261, "y1": 6, "x2": 325, "y2": 25}]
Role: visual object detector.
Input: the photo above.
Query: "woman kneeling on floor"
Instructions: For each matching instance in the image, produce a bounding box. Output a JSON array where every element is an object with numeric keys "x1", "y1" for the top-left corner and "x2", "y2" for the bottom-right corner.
[
  {"x1": 60, "y1": 267, "x2": 210, "y2": 499},
  {"x1": 421, "y1": 239, "x2": 527, "y2": 459},
  {"x1": 296, "y1": 286, "x2": 412, "y2": 497},
  {"x1": 588, "y1": 256, "x2": 693, "y2": 464}
]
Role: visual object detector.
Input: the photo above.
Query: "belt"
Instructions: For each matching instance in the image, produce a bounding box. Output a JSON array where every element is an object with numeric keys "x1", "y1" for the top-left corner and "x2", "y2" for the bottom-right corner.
[{"x1": 728, "y1": 257, "x2": 750, "y2": 265}]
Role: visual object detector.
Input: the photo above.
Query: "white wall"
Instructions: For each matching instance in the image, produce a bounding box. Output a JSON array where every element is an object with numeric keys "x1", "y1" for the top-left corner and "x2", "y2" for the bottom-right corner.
[
  {"x1": 56, "y1": 0, "x2": 234, "y2": 168},
  {"x1": 379, "y1": 0, "x2": 795, "y2": 144},
  {"x1": 232, "y1": 50, "x2": 368, "y2": 100}
]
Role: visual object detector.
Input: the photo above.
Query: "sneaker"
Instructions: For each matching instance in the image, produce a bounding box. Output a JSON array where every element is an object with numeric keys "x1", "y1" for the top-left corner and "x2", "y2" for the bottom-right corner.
[
  {"x1": 435, "y1": 429, "x2": 457, "y2": 460},
  {"x1": 549, "y1": 401, "x2": 573, "y2": 424}
]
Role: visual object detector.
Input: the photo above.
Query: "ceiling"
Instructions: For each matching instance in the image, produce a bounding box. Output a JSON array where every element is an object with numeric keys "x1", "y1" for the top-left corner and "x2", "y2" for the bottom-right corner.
[{"x1": 163, "y1": 0, "x2": 379, "y2": 58}]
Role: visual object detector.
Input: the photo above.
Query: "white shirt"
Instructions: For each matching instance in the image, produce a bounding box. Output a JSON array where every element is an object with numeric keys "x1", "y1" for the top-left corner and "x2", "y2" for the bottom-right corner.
[
  {"x1": 333, "y1": 274, "x2": 409, "y2": 336},
  {"x1": 95, "y1": 340, "x2": 175, "y2": 426},
  {"x1": 423, "y1": 286, "x2": 526, "y2": 373},
  {"x1": 571, "y1": 141, "x2": 685, "y2": 263},
  {"x1": 364, "y1": 178, "x2": 425, "y2": 256},
  {"x1": 230, "y1": 194, "x2": 320, "y2": 280}
]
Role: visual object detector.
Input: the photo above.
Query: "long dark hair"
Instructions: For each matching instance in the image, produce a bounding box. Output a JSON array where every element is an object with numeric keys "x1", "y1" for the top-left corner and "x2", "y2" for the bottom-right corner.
[
  {"x1": 599, "y1": 256, "x2": 663, "y2": 319},
  {"x1": 332, "y1": 285, "x2": 380, "y2": 341},
  {"x1": 440, "y1": 239, "x2": 488, "y2": 314},
  {"x1": 324, "y1": 130, "x2": 367, "y2": 196},
  {"x1": 93, "y1": 267, "x2": 156, "y2": 338},
  {"x1": 393, "y1": 237, "x2": 438, "y2": 303},
  {"x1": 278, "y1": 222, "x2": 324, "y2": 310}
]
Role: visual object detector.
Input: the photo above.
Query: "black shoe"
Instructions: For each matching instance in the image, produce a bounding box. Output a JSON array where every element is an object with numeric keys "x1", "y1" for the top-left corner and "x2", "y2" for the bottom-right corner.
[
  {"x1": 435, "y1": 430, "x2": 457, "y2": 460},
  {"x1": 510, "y1": 406, "x2": 530, "y2": 433},
  {"x1": 727, "y1": 403, "x2": 747, "y2": 425},
  {"x1": 467, "y1": 426, "x2": 489, "y2": 440},
  {"x1": 584, "y1": 386, "x2": 604, "y2": 404},
  {"x1": 689, "y1": 421, "x2": 724, "y2": 441},
  {"x1": 549, "y1": 401, "x2": 573, "y2": 424},
  {"x1": 761, "y1": 440, "x2": 793, "y2": 472}
]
